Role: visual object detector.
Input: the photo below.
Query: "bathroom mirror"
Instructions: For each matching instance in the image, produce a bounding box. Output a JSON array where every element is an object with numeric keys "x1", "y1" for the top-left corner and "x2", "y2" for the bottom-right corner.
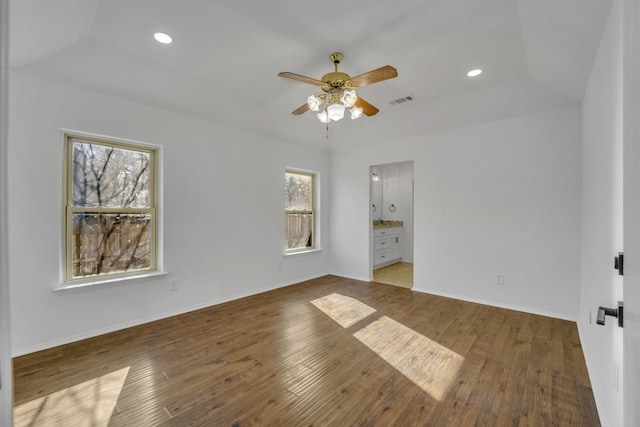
[{"x1": 371, "y1": 166, "x2": 383, "y2": 219}]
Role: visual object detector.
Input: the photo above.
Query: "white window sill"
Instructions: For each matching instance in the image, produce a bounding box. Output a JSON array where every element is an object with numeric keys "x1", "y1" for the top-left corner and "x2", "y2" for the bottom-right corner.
[
  {"x1": 55, "y1": 271, "x2": 168, "y2": 294},
  {"x1": 284, "y1": 248, "x2": 323, "y2": 257}
]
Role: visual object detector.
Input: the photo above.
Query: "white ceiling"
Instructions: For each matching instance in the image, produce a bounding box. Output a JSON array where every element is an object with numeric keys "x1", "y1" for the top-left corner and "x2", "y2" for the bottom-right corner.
[{"x1": 10, "y1": 0, "x2": 613, "y2": 151}]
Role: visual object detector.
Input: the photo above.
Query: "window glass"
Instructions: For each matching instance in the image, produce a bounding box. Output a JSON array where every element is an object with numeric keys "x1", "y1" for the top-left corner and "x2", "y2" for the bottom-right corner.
[
  {"x1": 64, "y1": 136, "x2": 157, "y2": 283},
  {"x1": 71, "y1": 141, "x2": 151, "y2": 208},
  {"x1": 285, "y1": 171, "x2": 315, "y2": 251},
  {"x1": 71, "y1": 212, "x2": 152, "y2": 278}
]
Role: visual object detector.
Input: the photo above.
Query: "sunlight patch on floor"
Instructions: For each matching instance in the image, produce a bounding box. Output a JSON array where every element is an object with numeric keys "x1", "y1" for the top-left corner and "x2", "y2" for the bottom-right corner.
[
  {"x1": 310, "y1": 293, "x2": 377, "y2": 328},
  {"x1": 353, "y1": 316, "x2": 464, "y2": 401},
  {"x1": 311, "y1": 293, "x2": 463, "y2": 401},
  {"x1": 13, "y1": 366, "x2": 130, "y2": 427}
]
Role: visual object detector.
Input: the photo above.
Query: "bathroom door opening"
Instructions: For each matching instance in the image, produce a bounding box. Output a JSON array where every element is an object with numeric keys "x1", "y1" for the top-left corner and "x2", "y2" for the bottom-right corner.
[{"x1": 370, "y1": 161, "x2": 414, "y2": 288}]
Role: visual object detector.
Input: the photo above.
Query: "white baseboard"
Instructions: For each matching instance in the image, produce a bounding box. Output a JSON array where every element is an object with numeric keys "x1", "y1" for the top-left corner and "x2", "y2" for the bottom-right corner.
[
  {"x1": 330, "y1": 272, "x2": 371, "y2": 283},
  {"x1": 12, "y1": 273, "x2": 327, "y2": 357},
  {"x1": 14, "y1": 275, "x2": 578, "y2": 357},
  {"x1": 576, "y1": 321, "x2": 609, "y2": 427},
  {"x1": 411, "y1": 286, "x2": 577, "y2": 322}
]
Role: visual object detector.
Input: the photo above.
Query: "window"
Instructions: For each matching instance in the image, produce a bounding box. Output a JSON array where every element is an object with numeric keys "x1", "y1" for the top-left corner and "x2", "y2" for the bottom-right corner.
[
  {"x1": 285, "y1": 170, "x2": 316, "y2": 252},
  {"x1": 63, "y1": 133, "x2": 158, "y2": 284}
]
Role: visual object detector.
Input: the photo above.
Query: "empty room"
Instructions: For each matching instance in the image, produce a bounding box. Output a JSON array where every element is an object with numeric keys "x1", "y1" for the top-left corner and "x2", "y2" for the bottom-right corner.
[{"x1": 1, "y1": 0, "x2": 640, "y2": 426}]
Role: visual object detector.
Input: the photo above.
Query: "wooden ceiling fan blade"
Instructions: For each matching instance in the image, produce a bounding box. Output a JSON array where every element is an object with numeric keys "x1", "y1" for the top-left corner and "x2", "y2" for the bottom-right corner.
[
  {"x1": 292, "y1": 103, "x2": 310, "y2": 115},
  {"x1": 278, "y1": 72, "x2": 325, "y2": 86},
  {"x1": 355, "y1": 97, "x2": 379, "y2": 116},
  {"x1": 349, "y1": 65, "x2": 398, "y2": 88}
]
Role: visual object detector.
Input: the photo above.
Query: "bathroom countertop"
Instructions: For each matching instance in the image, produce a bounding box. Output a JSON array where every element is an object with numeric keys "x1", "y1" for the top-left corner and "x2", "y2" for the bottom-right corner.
[{"x1": 372, "y1": 220, "x2": 404, "y2": 229}]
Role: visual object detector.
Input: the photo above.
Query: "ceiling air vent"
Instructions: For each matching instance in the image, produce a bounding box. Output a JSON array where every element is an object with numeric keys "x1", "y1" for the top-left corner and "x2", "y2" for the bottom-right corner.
[{"x1": 389, "y1": 95, "x2": 415, "y2": 105}]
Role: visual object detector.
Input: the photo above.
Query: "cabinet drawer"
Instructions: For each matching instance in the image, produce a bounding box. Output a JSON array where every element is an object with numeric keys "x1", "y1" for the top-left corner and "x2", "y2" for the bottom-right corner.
[
  {"x1": 374, "y1": 250, "x2": 390, "y2": 265},
  {"x1": 373, "y1": 227, "x2": 402, "y2": 237},
  {"x1": 374, "y1": 236, "x2": 390, "y2": 251}
]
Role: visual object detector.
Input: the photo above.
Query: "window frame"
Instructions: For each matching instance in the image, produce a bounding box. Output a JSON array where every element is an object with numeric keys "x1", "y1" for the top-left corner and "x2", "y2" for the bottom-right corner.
[
  {"x1": 284, "y1": 169, "x2": 317, "y2": 254},
  {"x1": 61, "y1": 131, "x2": 160, "y2": 287}
]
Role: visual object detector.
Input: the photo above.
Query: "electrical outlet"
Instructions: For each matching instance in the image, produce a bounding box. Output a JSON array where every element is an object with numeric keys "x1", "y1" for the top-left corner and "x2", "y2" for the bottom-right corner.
[
  {"x1": 171, "y1": 279, "x2": 179, "y2": 291},
  {"x1": 496, "y1": 273, "x2": 505, "y2": 285}
]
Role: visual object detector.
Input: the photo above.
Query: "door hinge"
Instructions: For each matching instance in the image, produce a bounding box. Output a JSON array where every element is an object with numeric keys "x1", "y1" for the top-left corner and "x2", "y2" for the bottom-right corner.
[{"x1": 615, "y1": 252, "x2": 624, "y2": 275}]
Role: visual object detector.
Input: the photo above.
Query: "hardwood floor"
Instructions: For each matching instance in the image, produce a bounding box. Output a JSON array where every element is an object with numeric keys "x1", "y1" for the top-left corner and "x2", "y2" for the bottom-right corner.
[{"x1": 13, "y1": 275, "x2": 600, "y2": 426}]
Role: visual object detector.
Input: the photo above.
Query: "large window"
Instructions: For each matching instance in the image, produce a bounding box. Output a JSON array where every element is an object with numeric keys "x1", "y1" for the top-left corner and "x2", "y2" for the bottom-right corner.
[
  {"x1": 63, "y1": 133, "x2": 158, "y2": 284},
  {"x1": 285, "y1": 170, "x2": 316, "y2": 252}
]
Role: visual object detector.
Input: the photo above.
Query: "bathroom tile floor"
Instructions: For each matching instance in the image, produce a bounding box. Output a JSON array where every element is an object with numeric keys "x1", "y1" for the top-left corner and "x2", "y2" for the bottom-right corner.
[{"x1": 373, "y1": 262, "x2": 413, "y2": 288}]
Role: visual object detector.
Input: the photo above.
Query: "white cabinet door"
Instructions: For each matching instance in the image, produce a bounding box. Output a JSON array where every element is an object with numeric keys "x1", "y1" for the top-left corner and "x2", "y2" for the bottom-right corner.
[
  {"x1": 373, "y1": 228, "x2": 403, "y2": 268},
  {"x1": 390, "y1": 234, "x2": 402, "y2": 261}
]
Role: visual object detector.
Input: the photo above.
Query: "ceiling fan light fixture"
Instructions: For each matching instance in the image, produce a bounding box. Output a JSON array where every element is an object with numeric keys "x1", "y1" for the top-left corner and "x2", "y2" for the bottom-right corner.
[
  {"x1": 341, "y1": 89, "x2": 357, "y2": 108},
  {"x1": 279, "y1": 52, "x2": 398, "y2": 126},
  {"x1": 350, "y1": 105, "x2": 363, "y2": 120},
  {"x1": 327, "y1": 103, "x2": 345, "y2": 121},
  {"x1": 317, "y1": 110, "x2": 330, "y2": 123},
  {"x1": 307, "y1": 95, "x2": 322, "y2": 112}
]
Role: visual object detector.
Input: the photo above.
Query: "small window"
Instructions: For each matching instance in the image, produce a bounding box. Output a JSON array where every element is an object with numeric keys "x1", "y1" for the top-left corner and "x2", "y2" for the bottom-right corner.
[
  {"x1": 63, "y1": 133, "x2": 158, "y2": 284},
  {"x1": 285, "y1": 170, "x2": 316, "y2": 252}
]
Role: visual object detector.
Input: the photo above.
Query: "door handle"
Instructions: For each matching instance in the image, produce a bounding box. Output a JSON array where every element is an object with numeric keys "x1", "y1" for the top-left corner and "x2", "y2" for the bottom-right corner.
[{"x1": 597, "y1": 301, "x2": 624, "y2": 327}]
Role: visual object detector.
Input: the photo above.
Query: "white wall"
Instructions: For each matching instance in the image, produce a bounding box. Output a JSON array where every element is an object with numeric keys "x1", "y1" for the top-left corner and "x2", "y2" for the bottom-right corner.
[
  {"x1": 8, "y1": 72, "x2": 331, "y2": 356},
  {"x1": 579, "y1": 0, "x2": 624, "y2": 425},
  {"x1": 331, "y1": 107, "x2": 582, "y2": 320}
]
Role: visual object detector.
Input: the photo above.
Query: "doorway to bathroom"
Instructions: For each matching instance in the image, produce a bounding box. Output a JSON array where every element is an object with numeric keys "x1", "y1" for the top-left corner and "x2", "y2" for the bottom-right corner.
[{"x1": 370, "y1": 161, "x2": 414, "y2": 288}]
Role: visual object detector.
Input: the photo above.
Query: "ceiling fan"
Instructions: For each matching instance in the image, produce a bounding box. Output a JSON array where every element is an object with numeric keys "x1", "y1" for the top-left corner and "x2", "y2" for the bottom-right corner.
[{"x1": 278, "y1": 52, "x2": 398, "y2": 123}]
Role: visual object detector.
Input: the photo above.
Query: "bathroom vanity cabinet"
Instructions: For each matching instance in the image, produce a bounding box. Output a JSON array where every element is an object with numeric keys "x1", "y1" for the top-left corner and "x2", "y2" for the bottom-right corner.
[{"x1": 373, "y1": 226, "x2": 402, "y2": 268}]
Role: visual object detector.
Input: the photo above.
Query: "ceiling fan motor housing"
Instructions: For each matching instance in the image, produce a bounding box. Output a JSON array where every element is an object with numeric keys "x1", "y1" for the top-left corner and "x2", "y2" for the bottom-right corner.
[
  {"x1": 321, "y1": 72, "x2": 352, "y2": 93},
  {"x1": 322, "y1": 52, "x2": 351, "y2": 93}
]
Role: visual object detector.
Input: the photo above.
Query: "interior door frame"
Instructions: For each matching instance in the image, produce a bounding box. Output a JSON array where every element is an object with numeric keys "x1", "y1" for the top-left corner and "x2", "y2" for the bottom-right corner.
[
  {"x1": 369, "y1": 161, "x2": 415, "y2": 284},
  {"x1": 0, "y1": 0, "x2": 13, "y2": 425},
  {"x1": 623, "y1": 0, "x2": 640, "y2": 425}
]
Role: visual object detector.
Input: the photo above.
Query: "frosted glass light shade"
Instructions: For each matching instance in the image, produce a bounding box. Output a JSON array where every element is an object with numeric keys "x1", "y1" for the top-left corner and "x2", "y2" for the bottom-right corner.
[
  {"x1": 350, "y1": 106, "x2": 363, "y2": 120},
  {"x1": 327, "y1": 103, "x2": 345, "y2": 121},
  {"x1": 317, "y1": 110, "x2": 330, "y2": 123},
  {"x1": 307, "y1": 95, "x2": 322, "y2": 111},
  {"x1": 341, "y1": 90, "x2": 357, "y2": 108}
]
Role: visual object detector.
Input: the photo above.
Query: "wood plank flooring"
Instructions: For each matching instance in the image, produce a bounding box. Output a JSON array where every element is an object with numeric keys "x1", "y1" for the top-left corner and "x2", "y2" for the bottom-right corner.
[{"x1": 12, "y1": 275, "x2": 600, "y2": 426}]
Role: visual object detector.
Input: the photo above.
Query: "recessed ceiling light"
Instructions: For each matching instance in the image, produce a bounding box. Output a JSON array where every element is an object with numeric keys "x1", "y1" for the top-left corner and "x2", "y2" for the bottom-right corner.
[
  {"x1": 153, "y1": 32, "x2": 173, "y2": 44},
  {"x1": 467, "y1": 68, "x2": 483, "y2": 77}
]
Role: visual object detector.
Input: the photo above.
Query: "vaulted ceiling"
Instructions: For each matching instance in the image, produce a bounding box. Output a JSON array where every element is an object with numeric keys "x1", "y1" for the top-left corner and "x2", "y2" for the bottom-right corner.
[{"x1": 10, "y1": 0, "x2": 613, "y2": 150}]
